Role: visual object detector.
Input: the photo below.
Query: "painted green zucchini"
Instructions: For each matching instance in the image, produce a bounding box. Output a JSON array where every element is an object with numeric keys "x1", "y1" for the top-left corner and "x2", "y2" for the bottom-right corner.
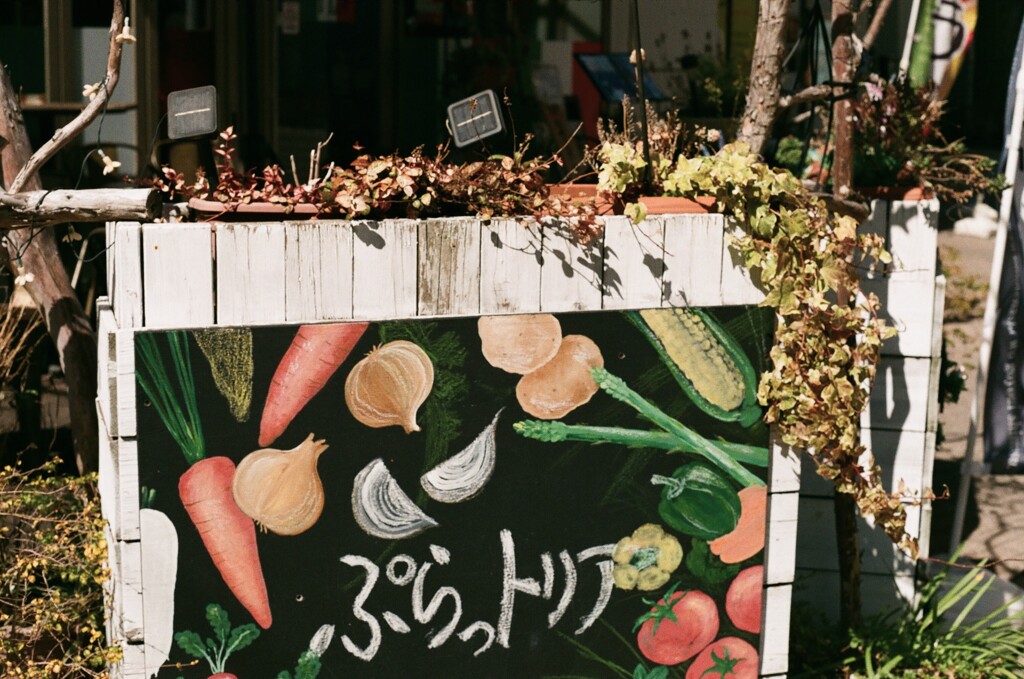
[{"x1": 628, "y1": 308, "x2": 761, "y2": 427}]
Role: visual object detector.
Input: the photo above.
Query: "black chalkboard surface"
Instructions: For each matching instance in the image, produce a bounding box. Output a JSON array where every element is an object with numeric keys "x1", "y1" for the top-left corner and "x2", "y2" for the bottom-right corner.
[{"x1": 136, "y1": 308, "x2": 771, "y2": 678}]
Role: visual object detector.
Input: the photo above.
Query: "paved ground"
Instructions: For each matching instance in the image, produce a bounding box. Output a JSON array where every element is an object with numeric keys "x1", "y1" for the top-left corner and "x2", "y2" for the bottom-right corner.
[{"x1": 930, "y1": 230, "x2": 1024, "y2": 585}]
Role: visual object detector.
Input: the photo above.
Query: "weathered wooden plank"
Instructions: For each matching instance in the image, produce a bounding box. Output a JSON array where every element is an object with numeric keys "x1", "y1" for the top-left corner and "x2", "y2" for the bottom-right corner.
[
  {"x1": 118, "y1": 642, "x2": 147, "y2": 679},
  {"x1": 861, "y1": 356, "x2": 936, "y2": 433},
  {"x1": 601, "y1": 215, "x2": 666, "y2": 309},
  {"x1": 720, "y1": 217, "x2": 765, "y2": 305},
  {"x1": 118, "y1": 438, "x2": 141, "y2": 542},
  {"x1": 97, "y1": 300, "x2": 116, "y2": 432},
  {"x1": 769, "y1": 435, "x2": 801, "y2": 494},
  {"x1": 759, "y1": 584, "x2": 792, "y2": 676},
  {"x1": 418, "y1": 218, "x2": 481, "y2": 316},
  {"x1": 801, "y1": 429, "x2": 933, "y2": 498},
  {"x1": 765, "y1": 492, "x2": 799, "y2": 585},
  {"x1": 216, "y1": 222, "x2": 287, "y2": 325},
  {"x1": 114, "y1": 330, "x2": 136, "y2": 438},
  {"x1": 796, "y1": 496, "x2": 918, "y2": 575},
  {"x1": 352, "y1": 219, "x2": 418, "y2": 320},
  {"x1": 111, "y1": 221, "x2": 144, "y2": 328},
  {"x1": 119, "y1": 540, "x2": 145, "y2": 643},
  {"x1": 887, "y1": 199, "x2": 939, "y2": 280},
  {"x1": 661, "y1": 213, "x2": 724, "y2": 307},
  {"x1": 96, "y1": 401, "x2": 120, "y2": 541},
  {"x1": 142, "y1": 222, "x2": 214, "y2": 328},
  {"x1": 479, "y1": 218, "x2": 543, "y2": 314},
  {"x1": 540, "y1": 221, "x2": 604, "y2": 312},
  {"x1": 861, "y1": 274, "x2": 939, "y2": 358},
  {"x1": 931, "y1": 275, "x2": 946, "y2": 358},
  {"x1": 284, "y1": 220, "x2": 354, "y2": 323}
]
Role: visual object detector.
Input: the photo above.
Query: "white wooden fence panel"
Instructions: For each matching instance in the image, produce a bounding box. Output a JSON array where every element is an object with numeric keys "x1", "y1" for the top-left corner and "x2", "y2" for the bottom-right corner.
[
  {"x1": 794, "y1": 569, "x2": 916, "y2": 621},
  {"x1": 720, "y1": 217, "x2": 765, "y2": 305},
  {"x1": 114, "y1": 330, "x2": 137, "y2": 438},
  {"x1": 142, "y1": 223, "x2": 214, "y2": 328},
  {"x1": 479, "y1": 219, "x2": 543, "y2": 314},
  {"x1": 118, "y1": 643, "x2": 147, "y2": 679},
  {"x1": 769, "y1": 437, "x2": 802, "y2": 494},
  {"x1": 418, "y1": 218, "x2": 481, "y2": 316},
  {"x1": 861, "y1": 356, "x2": 937, "y2": 433},
  {"x1": 601, "y1": 215, "x2": 666, "y2": 309},
  {"x1": 661, "y1": 213, "x2": 724, "y2": 307},
  {"x1": 540, "y1": 222, "x2": 604, "y2": 312},
  {"x1": 796, "y1": 496, "x2": 918, "y2": 575},
  {"x1": 97, "y1": 300, "x2": 116, "y2": 431},
  {"x1": 118, "y1": 540, "x2": 145, "y2": 643},
  {"x1": 118, "y1": 438, "x2": 141, "y2": 541},
  {"x1": 862, "y1": 274, "x2": 938, "y2": 358},
  {"x1": 352, "y1": 219, "x2": 418, "y2": 319},
  {"x1": 112, "y1": 222, "x2": 144, "y2": 328},
  {"x1": 887, "y1": 200, "x2": 939, "y2": 280},
  {"x1": 284, "y1": 221, "x2": 354, "y2": 322},
  {"x1": 216, "y1": 223, "x2": 287, "y2": 324},
  {"x1": 759, "y1": 584, "x2": 793, "y2": 676},
  {"x1": 97, "y1": 402, "x2": 119, "y2": 541},
  {"x1": 800, "y1": 429, "x2": 934, "y2": 498},
  {"x1": 765, "y1": 492, "x2": 800, "y2": 585}
]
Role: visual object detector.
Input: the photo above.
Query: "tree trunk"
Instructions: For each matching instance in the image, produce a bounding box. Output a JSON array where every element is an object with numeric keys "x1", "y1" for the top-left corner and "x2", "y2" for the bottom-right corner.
[
  {"x1": 0, "y1": 66, "x2": 99, "y2": 474},
  {"x1": 831, "y1": 0, "x2": 862, "y2": 632},
  {"x1": 831, "y1": 0, "x2": 856, "y2": 198},
  {"x1": 736, "y1": 0, "x2": 789, "y2": 157}
]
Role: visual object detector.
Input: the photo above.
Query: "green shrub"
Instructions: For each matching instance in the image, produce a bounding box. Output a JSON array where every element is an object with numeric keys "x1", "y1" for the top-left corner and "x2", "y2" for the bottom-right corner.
[{"x1": 0, "y1": 458, "x2": 121, "y2": 677}]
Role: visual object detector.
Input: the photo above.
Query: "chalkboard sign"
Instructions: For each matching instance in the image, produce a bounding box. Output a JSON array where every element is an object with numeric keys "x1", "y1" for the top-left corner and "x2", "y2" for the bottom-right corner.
[{"x1": 135, "y1": 307, "x2": 771, "y2": 677}]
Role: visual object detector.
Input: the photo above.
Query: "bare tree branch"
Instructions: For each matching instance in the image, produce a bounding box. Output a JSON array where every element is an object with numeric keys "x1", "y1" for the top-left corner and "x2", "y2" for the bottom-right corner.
[
  {"x1": 9, "y1": 0, "x2": 127, "y2": 193},
  {"x1": 862, "y1": 0, "x2": 895, "y2": 50},
  {"x1": 779, "y1": 83, "x2": 836, "y2": 108},
  {"x1": 0, "y1": 188, "x2": 159, "y2": 228}
]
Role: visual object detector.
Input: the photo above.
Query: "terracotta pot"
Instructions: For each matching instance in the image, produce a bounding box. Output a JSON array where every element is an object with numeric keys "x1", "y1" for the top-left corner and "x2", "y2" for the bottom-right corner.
[
  {"x1": 855, "y1": 186, "x2": 930, "y2": 201},
  {"x1": 549, "y1": 184, "x2": 716, "y2": 215},
  {"x1": 189, "y1": 198, "x2": 321, "y2": 221}
]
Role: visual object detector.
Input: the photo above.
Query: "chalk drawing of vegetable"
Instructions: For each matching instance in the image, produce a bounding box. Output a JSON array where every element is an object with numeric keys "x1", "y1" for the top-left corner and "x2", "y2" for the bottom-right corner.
[
  {"x1": 137, "y1": 332, "x2": 272, "y2": 628},
  {"x1": 260, "y1": 322, "x2": 369, "y2": 446},
  {"x1": 276, "y1": 624, "x2": 335, "y2": 679},
  {"x1": 420, "y1": 409, "x2": 501, "y2": 503},
  {"x1": 193, "y1": 327, "x2": 253, "y2": 423},
  {"x1": 139, "y1": 488, "x2": 177, "y2": 678},
  {"x1": 173, "y1": 603, "x2": 259, "y2": 678},
  {"x1": 345, "y1": 340, "x2": 434, "y2": 433},
  {"x1": 352, "y1": 458, "x2": 438, "y2": 539}
]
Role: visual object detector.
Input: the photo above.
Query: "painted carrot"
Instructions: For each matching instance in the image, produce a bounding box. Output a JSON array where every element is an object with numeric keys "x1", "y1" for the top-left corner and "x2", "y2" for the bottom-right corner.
[
  {"x1": 137, "y1": 332, "x2": 272, "y2": 629},
  {"x1": 259, "y1": 322, "x2": 369, "y2": 446}
]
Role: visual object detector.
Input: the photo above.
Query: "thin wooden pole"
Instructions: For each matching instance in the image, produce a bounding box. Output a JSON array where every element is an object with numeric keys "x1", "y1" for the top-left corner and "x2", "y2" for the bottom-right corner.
[{"x1": 631, "y1": 0, "x2": 651, "y2": 189}]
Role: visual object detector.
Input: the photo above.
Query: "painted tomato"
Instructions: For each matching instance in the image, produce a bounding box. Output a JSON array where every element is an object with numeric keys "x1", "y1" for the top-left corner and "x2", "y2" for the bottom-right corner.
[
  {"x1": 636, "y1": 589, "x2": 719, "y2": 666},
  {"x1": 684, "y1": 636, "x2": 759, "y2": 679},
  {"x1": 725, "y1": 565, "x2": 763, "y2": 634}
]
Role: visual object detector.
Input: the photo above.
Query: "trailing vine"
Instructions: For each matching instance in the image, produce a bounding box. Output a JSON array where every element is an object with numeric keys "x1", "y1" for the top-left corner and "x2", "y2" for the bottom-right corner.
[{"x1": 596, "y1": 139, "x2": 917, "y2": 556}]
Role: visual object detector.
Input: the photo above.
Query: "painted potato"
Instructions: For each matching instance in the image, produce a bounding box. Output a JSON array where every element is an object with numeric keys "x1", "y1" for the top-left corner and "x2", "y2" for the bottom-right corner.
[
  {"x1": 516, "y1": 334, "x2": 603, "y2": 419},
  {"x1": 478, "y1": 313, "x2": 562, "y2": 375}
]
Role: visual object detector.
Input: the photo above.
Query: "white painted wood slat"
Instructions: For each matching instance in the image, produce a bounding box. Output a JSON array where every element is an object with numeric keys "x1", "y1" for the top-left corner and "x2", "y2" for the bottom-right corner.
[
  {"x1": 97, "y1": 401, "x2": 120, "y2": 541},
  {"x1": 284, "y1": 220, "x2": 354, "y2": 323},
  {"x1": 720, "y1": 217, "x2": 765, "y2": 305},
  {"x1": 142, "y1": 223, "x2": 214, "y2": 328},
  {"x1": 216, "y1": 222, "x2": 287, "y2": 325},
  {"x1": 418, "y1": 218, "x2": 481, "y2": 316},
  {"x1": 97, "y1": 300, "x2": 116, "y2": 432},
  {"x1": 759, "y1": 584, "x2": 792, "y2": 676},
  {"x1": 118, "y1": 540, "x2": 145, "y2": 643},
  {"x1": 861, "y1": 356, "x2": 937, "y2": 434},
  {"x1": 117, "y1": 438, "x2": 141, "y2": 541},
  {"x1": 352, "y1": 219, "x2": 418, "y2": 320},
  {"x1": 801, "y1": 429, "x2": 934, "y2": 498},
  {"x1": 887, "y1": 199, "x2": 939, "y2": 280},
  {"x1": 540, "y1": 222, "x2": 604, "y2": 312},
  {"x1": 765, "y1": 492, "x2": 799, "y2": 585},
  {"x1": 114, "y1": 330, "x2": 137, "y2": 438},
  {"x1": 601, "y1": 215, "x2": 666, "y2": 309},
  {"x1": 111, "y1": 222, "x2": 144, "y2": 329},
  {"x1": 862, "y1": 274, "x2": 939, "y2": 358},
  {"x1": 479, "y1": 219, "x2": 544, "y2": 314},
  {"x1": 661, "y1": 213, "x2": 724, "y2": 307},
  {"x1": 769, "y1": 437, "x2": 801, "y2": 494}
]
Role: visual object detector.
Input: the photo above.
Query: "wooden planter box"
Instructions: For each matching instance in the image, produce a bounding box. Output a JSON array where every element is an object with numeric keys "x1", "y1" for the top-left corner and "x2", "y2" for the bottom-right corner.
[{"x1": 99, "y1": 213, "x2": 803, "y2": 678}]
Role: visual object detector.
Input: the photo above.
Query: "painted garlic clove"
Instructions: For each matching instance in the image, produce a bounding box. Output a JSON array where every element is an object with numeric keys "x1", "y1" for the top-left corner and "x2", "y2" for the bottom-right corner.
[
  {"x1": 231, "y1": 434, "x2": 329, "y2": 536},
  {"x1": 352, "y1": 458, "x2": 438, "y2": 540},
  {"x1": 421, "y1": 409, "x2": 502, "y2": 503},
  {"x1": 345, "y1": 340, "x2": 434, "y2": 433}
]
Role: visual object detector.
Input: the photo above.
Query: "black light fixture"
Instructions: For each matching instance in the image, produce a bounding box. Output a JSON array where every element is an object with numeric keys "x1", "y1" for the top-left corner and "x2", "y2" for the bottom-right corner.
[
  {"x1": 167, "y1": 85, "x2": 218, "y2": 140},
  {"x1": 447, "y1": 89, "x2": 505, "y2": 148}
]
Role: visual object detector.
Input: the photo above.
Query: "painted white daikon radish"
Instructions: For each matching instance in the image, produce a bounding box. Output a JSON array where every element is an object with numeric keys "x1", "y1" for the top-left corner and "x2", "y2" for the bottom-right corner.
[
  {"x1": 141, "y1": 508, "x2": 178, "y2": 678},
  {"x1": 421, "y1": 409, "x2": 501, "y2": 503}
]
